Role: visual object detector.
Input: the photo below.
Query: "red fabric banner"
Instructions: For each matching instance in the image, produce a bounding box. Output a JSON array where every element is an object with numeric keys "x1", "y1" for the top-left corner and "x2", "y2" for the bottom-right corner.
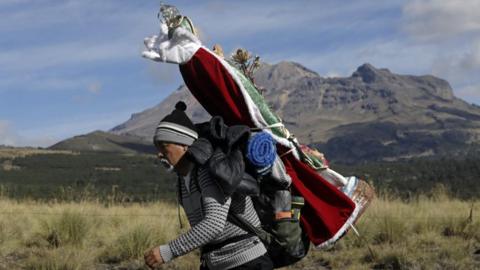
[{"x1": 179, "y1": 47, "x2": 355, "y2": 246}]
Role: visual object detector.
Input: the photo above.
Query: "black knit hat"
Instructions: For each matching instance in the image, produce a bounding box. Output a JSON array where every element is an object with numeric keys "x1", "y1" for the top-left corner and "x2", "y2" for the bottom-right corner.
[{"x1": 153, "y1": 101, "x2": 198, "y2": 146}]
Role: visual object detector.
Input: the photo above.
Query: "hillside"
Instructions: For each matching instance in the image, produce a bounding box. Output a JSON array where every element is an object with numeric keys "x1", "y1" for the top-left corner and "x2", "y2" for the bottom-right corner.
[{"x1": 49, "y1": 130, "x2": 155, "y2": 154}]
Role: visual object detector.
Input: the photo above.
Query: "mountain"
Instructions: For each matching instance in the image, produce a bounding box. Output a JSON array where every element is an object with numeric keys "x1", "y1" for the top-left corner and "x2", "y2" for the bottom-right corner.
[
  {"x1": 110, "y1": 85, "x2": 210, "y2": 140},
  {"x1": 49, "y1": 131, "x2": 155, "y2": 154},
  {"x1": 70, "y1": 62, "x2": 480, "y2": 163}
]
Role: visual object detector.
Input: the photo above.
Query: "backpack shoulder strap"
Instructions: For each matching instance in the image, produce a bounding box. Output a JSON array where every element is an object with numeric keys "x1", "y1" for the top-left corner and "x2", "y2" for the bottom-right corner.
[{"x1": 227, "y1": 210, "x2": 272, "y2": 245}]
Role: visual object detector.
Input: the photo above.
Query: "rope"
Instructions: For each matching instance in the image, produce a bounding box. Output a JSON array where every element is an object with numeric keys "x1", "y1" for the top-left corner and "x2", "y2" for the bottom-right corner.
[
  {"x1": 279, "y1": 148, "x2": 294, "y2": 158},
  {"x1": 349, "y1": 223, "x2": 377, "y2": 260}
]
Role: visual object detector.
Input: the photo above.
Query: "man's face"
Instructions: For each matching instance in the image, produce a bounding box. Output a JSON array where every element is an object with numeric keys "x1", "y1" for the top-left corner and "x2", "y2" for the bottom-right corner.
[{"x1": 155, "y1": 142, "x2": 188, "y2": 168}]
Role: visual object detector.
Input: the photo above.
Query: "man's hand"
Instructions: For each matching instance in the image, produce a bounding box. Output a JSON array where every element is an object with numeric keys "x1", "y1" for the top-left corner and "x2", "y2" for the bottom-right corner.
[{"x1": 144, "y1": 247, "x2": 164, "y2": 269}]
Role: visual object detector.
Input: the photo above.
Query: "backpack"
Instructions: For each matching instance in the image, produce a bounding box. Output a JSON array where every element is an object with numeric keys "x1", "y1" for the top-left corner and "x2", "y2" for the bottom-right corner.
[{"x1": 188, "y1": 116, "x2": 310, "y2": 268}]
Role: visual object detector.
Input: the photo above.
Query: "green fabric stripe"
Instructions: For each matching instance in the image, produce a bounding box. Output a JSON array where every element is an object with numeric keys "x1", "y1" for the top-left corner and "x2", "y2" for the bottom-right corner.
[
  {"x1": 229, "y1": 67, "x2": 283, "y2": 137},
  {"x1": 227, "y1": 63, "x2": 326, "y2": 169}
]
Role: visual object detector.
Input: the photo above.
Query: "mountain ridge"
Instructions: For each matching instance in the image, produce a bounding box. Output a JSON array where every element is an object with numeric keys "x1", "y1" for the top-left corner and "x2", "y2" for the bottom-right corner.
[{"x1": 56, "y1": 61, "x2": 480, "y2": 163}]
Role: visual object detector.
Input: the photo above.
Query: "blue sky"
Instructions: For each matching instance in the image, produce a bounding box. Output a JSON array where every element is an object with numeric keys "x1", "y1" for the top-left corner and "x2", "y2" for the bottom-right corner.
[{"x1": 1, "y1": 0, "x2": 480, "y2": 147}]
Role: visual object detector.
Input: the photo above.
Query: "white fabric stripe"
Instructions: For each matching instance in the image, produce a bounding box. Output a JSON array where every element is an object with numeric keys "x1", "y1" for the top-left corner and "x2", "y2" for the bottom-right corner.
[
  {"x1": 250, "y1": 122, "x2": 284, "y2": 131},
  {"x1": 156, "y1": 122, "x2": 198, "y2": 139}
]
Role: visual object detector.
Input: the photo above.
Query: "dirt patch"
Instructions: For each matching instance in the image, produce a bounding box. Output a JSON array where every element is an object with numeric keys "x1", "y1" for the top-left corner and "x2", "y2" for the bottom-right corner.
[
  {"x1": 0, "y1": 148, "x2": 77, "y2": 159},
  {"x1": 0, "y1": 252, "x2": 28, "y2": 270},
  {"x1": 1, "y1": 160, "x2": 21, "y2": 171}
]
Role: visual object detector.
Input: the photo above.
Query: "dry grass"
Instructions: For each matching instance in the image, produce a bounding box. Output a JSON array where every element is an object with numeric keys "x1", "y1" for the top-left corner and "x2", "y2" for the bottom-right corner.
[
  {"x1": 0, "y1": 199, "x2": 196, "y2": 270},
  {"x1": 0, "y1": 148, "x2": 77, "y2": 159},
  {"x1": 0, "y1": 194, "x2": 478, "y2": 270},
  {"x1": 292, "y1": 193, "x2": 480, "y2": 270}
]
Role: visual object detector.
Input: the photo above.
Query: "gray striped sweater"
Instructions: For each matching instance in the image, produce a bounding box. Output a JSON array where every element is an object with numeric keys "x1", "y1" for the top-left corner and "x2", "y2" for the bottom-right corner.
[{"x1": 159, "y1": 166, "x2": 267, "y2": 270}]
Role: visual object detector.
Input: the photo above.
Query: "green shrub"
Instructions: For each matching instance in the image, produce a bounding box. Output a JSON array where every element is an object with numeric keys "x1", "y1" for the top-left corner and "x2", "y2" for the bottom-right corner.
[
  {"x1": 40, "y1": 211, "x2": 90, "y2": 247},
  {"x1": 100, "y1": 224, "x2": 156, "y2": 263},
  {"x1": 372, "y1": 216, "x2": 407, "y2": 245}
]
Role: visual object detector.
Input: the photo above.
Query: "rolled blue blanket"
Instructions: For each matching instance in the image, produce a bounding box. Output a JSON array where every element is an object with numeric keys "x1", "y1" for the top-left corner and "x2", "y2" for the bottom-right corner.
[{"x1": 246, "y1": 132, "x2": 276, "y2": 173}]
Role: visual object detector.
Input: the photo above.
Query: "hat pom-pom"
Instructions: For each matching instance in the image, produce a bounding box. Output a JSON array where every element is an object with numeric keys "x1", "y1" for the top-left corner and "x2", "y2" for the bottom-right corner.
[{"x1": 175, "y1": 101, "x2": 187, "y2": 111}]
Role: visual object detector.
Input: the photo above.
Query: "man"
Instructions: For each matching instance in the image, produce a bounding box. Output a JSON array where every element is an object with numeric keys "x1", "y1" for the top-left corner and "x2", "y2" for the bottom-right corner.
[{"x1": 144, "y1": 101, "x2": 273, "y2": 270}]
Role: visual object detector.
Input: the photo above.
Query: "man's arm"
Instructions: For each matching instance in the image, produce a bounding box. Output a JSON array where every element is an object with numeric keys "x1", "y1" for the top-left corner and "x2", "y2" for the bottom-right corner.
[{"x1": 159, "y1": 169, "x2": 231, "y2": 262}]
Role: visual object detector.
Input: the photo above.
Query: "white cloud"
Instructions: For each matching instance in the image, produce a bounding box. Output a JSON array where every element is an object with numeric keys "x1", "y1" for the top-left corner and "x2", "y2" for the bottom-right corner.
[
  {"x1": 429, "y1": 39, "x2": 480, "y2": 90},
  {"x1": 0, "y1": 1, "x2": 154, "y2": 33},
  {"x1": 0, "y1": 40, "x2": 137, "y2": 74},
  {"x1": 398, "y1": 0, "x2": 480, "y2": 105},
  {"x1": 263, "y1": 38, "x2": 439, "y2": 78},
  {"x1": 0, "y1": 7, "x2": 151, "y2": 93},
  {"x1": 184, "y1": 1, "x2": 403, "y2": 42},
  {"x1": 455, "y1": 84, "x2": 480, "y2": 102},
  {"x1": 403, "y1": 0, "x2": 480, "y2": 41},
  {"x1": 325, "y1": 71, "x2": 342, "y2": 78},
  {"x1": 0, "y1": 0, "x2": 155, "y2": 91},
  {"x1": 459, "y1": 40, "x2": 480, "y2": 70}
]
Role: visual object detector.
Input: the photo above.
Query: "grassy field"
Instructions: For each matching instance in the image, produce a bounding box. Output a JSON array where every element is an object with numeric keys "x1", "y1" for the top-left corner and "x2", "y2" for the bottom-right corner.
[{"x1": 0, "y1": 193, "x2": 479, "y2": 270}]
